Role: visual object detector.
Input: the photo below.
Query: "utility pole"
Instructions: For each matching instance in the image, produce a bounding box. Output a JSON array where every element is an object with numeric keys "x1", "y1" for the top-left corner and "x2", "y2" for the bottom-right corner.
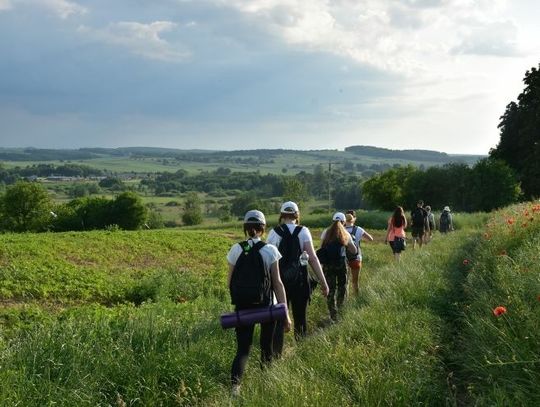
[{"x1": 328, "y1": 161, "x2": 340, "y2": 212}]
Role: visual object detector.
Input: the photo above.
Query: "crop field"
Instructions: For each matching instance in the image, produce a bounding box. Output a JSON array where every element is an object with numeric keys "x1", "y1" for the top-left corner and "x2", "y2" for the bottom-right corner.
[{"x1": 0, "y1": 205, "x2": 539, "y2": 406}]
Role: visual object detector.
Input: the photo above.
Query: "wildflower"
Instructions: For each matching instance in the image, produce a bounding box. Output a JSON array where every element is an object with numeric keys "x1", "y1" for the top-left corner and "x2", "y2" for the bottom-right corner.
[
  {"x1": 506, "y1": 218, "x2": 515, "y2": 225},
  {"x1": 463, "y1": 259, "x2": 470, "y2": 266},
  {"x1": 530, "y1": 217, "x2": 535, "y2": 222},
  {"x1": 493, "y1": 306, "x2": 507, "y2": 316},
  {"x1": 484, "y1": 233, "x2": 491, "y2": 240},
  {"x1": 522, "y1": 222, "x2": 528, "y2": 227},
  {"x1": 493, "y1": 306, "x2": 507, "y2": 317},
  {"x1": 537, "y1": 295, "x2": 540, "y2": 302},
  {"x1": 499, "y1": 250, "x2": 507, "y2": 256}
]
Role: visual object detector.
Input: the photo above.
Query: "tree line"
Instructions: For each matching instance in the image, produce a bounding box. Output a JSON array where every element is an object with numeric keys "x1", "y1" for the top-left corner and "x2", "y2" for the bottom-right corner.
[{"x1": 0, "y1": 182, "x2": 147, "y2": 233}]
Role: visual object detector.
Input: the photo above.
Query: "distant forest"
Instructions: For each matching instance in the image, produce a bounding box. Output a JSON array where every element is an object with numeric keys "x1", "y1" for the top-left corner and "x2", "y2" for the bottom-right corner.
[{"x1": 0, "y1": 145, "x2": 483, "y2": 164}]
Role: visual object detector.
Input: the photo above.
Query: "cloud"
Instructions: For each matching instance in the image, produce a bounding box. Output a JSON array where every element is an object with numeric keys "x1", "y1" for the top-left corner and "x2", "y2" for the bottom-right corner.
[
  {"x1": 208, "y1": 0, "x2": 521, "y2": 73},
  {"x1": 78, "y1": 21, "x2": 190, "y2": 62},
  {"x1": 451, "y1": 20, "x2": 521, "y2": 57},
  {"x1": 0, "y1": 0, "x2": 12, "y2": 11},
  {"x1": 2, "y1": 0, "x2": 86, "y2": 18}
]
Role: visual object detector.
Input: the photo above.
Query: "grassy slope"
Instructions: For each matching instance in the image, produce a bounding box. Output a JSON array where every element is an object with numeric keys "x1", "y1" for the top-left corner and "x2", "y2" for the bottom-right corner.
[{"x1": 0, "y1": 206, "x2": 538, "y2": 405}]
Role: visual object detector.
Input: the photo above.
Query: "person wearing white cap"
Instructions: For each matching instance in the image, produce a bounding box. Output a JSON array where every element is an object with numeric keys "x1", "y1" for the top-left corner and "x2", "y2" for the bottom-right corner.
[
  {"x1": 226, "y1": 209, "x2": 292, "y2": 396},
  {"x1": 319, "y1": 212, "x2": 357, "y2": 321},
  {"x1": 439, "y1": 206, "x2": 454, "y2": 233},
  {"x1": 267, "y1": 201, "x2": 329, "y2": 354}
]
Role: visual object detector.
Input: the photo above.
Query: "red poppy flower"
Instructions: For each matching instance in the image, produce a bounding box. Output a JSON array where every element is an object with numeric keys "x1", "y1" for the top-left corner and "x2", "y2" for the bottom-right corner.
[
  {"x1": 493, "y1": 306, "x2": 507, "y2": 317},
  {"x1": 499, "y1": 250, "x2": 507, "y2": 256},
  {"x1": 463, "y1": 259, "x2": 470, "y2": 266},
  {"x1": 506, "y1": 218, "x2": 515, "y2": 225}
]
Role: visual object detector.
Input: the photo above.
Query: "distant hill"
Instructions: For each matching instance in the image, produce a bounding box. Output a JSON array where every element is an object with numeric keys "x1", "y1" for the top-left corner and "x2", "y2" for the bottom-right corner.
[
  {"x1": 345, "y1": 145, "x2": 484, "y2": 163},
  {"x1": 0, "y1": 146, "x2": 485, "y2": 175}
]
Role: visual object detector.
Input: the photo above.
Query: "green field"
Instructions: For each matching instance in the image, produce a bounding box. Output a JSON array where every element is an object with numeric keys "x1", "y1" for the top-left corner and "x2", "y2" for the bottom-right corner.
[
  {"x1": 1, "y1": 205, "x2": 539, "y2": 405},
  {"x1": 0, "y1": 148, "x2": 482, "y2": 176}
]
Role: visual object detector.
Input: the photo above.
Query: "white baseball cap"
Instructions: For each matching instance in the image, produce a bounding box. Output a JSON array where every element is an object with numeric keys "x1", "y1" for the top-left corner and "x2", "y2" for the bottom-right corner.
[
  {"x1": 244, "y1": 210, "x2": 266, "y2": 224},
  {"x1": 280, "y1": 201, "x2": 299, "y2": 214},
  {"x1": 332, "y1": 212, "x2": 346, "y2": 222},
  {"x1": 443, "y1": 206, "x2": 451, "y2": 212}
]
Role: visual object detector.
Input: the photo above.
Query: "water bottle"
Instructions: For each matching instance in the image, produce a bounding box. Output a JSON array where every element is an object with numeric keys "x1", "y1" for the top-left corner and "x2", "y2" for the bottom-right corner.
[{"x1": 299, "y1": 251, "x2": 309, "y2": 266}]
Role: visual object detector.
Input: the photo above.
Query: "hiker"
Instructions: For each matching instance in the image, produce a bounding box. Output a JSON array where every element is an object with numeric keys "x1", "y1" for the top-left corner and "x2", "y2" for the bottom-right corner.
[
  {"x1": 319, "y1": 212, "x2": 357, "y2": 321},
  {"x1": 439, "y1": 206, "x2": 454, "y2": 233},
  {"x1": 227, "y1": 209, "x2": 291, "y2": 397},
  {"x1": 385, "y1": 206, "x2": 407, "y2": 261},
  {"x1": 345, "y1": 210, "x2": 374, "y2": 296},
  {"x1": 267, "y1": 201, "x2": 329, "y2": 354},
  {"x1": 424, "y1": 205, "x2": 435, "y2": 243},
  {"x1": 410, "y1": 200, "x2": 428, "y2": 249}
]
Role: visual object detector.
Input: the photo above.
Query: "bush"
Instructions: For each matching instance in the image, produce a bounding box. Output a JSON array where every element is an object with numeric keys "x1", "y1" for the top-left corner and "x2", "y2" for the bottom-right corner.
[{"x1": 182, "y1": 210, "x2": 203, "y2": 226}]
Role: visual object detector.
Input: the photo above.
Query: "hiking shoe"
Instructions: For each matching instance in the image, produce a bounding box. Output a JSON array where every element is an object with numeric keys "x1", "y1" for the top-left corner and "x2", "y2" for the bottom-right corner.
[{"x1": 231, "y1": 384, "x2": 241, "y2": 398}]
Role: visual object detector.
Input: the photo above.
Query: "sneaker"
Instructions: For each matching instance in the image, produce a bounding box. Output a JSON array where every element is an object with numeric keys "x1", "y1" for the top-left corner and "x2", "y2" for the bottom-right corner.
[{"x1": 231, "y1": 384, "x2": 241, "y2": 398}]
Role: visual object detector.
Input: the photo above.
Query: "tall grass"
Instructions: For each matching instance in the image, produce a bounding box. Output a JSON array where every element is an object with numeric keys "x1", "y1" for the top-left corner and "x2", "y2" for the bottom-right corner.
[
  {"x1": 1, "y1": 208, "x2": 537, "y2": 405},
  {"x1": 450, "y1": 202, "x2": 540, "y2": 405}
]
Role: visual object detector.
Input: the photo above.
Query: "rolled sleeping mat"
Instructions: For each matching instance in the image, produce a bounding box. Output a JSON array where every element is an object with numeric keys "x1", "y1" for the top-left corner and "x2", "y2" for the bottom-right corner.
[{"x1": 220, "y1": 303, "x2": 288, "y2": 329}]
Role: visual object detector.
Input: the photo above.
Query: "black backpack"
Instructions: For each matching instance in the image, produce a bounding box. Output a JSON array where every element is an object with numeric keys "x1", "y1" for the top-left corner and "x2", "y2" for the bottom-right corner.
[
  {"x1": 229, "y1": 241, "x2": 271, "y2": 308},
  {"x1": 440, "y1": 212, "x2": 450, "y2": 230},
  {"x1": 346, "y1": 225, "x2": 359, "y2": 261},
  {"x1": 316, "y1": 239, "x2": 345, "y2": 266},
  {"x1": 411, "y1": 208, "x2": 425, "y2": 227},
  {"x1": 274, "y1": 225, "x2": 304, "y2": 288}
]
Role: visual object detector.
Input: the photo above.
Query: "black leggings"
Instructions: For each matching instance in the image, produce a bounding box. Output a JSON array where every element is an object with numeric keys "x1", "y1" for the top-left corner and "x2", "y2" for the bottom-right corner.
[
  {"x1": 231, "y1": 320, "x2": 276, "y2": 385},
  {"x1": 273, "y1": 292, "x2": 309, "y2": 356}
]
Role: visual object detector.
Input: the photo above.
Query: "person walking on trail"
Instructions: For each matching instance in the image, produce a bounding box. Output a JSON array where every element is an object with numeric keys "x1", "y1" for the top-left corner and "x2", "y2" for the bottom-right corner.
[
  {"x1": 267, "y1": 201, "x2": 329, "y2": 355},
  {"x1": 227, "y1": 210, "x2": 291, "y2": 397},
  {"x1": 439, "y1": 206, "x2": 454, "y2": 233},
  {"x1": 319, "y1": 212, "x2": 357, "y2": 321},
  {"x1": 385, "y1": 206, "x2": 407, "y2": 262},
  {"x1": 344, "y1": 210, "x2": 374, "y2": 296},
  {"x1": 410, "y1": 200, "x2": 428, "y2": 249},
  {"x1": 424, "y1": 205, "x2": 435, "y2": 243}
]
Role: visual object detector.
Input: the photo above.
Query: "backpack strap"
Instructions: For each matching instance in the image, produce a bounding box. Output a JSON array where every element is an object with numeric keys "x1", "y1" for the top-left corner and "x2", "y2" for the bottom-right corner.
[
  {"x1": 351, "y1": 225, "x2": 358, "y2": 237},
  {"x1": 273, "y1": 224, "x2": 288, "y2": 238},
  {"x1": 292, "y1": 225, "x2": 303, "y2": 239},
  {"x1": 238, "y1": 240, "x2": 266, "y2": 257}
]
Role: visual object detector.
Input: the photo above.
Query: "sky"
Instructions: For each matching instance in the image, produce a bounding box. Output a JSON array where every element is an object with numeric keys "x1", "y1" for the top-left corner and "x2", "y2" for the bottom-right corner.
[{"x1": 0, "y1": 0, "x2": 539, "y2": 154}]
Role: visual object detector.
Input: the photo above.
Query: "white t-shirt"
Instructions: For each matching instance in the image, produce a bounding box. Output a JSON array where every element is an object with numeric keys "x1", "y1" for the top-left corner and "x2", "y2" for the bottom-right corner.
[
  {"x1": 227, "y1": 237, "x2": 282, "y2": 272},
  {"x1": 345, "y1": 225, "x2": 365, "y2": 248},
  {"x1": 266, "y1": 223, "x2": 313, "y2": 252}
]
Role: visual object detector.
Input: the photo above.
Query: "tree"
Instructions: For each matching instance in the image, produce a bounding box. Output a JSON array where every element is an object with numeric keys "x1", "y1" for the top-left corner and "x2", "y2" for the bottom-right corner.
[
  {"x1": 282, "y1": 178, "x2": 308, "y2": 209},
  {"x1": 490, "y1": 64, "x2": 540, "y2": 198},
  {"x1": 469, "y1": 158, "x2": 521, "y2": 211},
  {"x1": 182, "y1": 192, "x2": 203, "y2": 226},
  {"x1": 0, "y1": 181, "x2": 52, "y2": 232},
  {"x1": 111, "y1": 191, "x2": 147, "y2": 230},
  {"x1": 362, "y1": 166, "x2": 416, "y2": 211}
]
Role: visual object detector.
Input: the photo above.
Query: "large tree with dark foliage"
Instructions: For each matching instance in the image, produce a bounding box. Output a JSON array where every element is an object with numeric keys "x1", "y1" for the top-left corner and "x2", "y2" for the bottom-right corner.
[{"x1": 490, "y1": 64, "x2": 540, "y2": 198}]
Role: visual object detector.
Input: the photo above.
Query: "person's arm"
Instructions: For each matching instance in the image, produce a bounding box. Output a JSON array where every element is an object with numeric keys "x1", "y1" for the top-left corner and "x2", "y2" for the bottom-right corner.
[
  {"x1": 363, "y1": 231, "x2": 374, "y2": 242},
  {"x1": 303, "y1": 241, "x2": 329, "y2": 297},
  {"x1": 385, "y1": 219, "x2": 392, "y2": 243},
  {"x1": 270, "y1": 262, "x2": 291, "y2": 332}
]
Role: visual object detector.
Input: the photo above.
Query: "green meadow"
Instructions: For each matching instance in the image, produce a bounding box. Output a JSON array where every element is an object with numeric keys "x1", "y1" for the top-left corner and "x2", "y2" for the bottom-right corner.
[{"x1": 0, "y1": 205, "x2": 539, "y2": 406}]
